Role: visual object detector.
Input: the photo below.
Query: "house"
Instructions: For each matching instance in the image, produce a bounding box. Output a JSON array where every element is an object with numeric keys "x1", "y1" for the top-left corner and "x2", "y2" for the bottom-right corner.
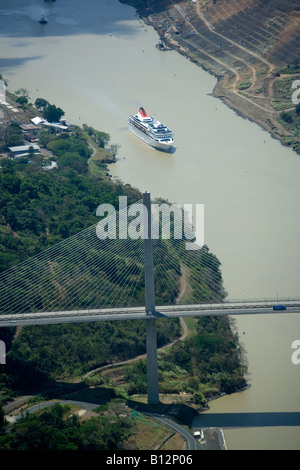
[
  {"x1": 31, "y1": 116, "x2": 47, "y2": 126},
  {"x1": 8, "y1": 144, "x2": 41, "y2": 158},
  {"x1": 23, "y1": 133, "x2": 39, "y2": 143},
  {"x1": 20, "y1": 124, "x2": 37, "y2": 132},
  {"x1": 31, "y1": 116, "x2": 69, "y2": 132}
]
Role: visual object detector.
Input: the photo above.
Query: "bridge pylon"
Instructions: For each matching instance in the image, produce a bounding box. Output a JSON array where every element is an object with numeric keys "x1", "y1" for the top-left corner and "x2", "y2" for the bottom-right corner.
[{"x1": 143, "y1": 191, "x2": 160, "y2": 405}]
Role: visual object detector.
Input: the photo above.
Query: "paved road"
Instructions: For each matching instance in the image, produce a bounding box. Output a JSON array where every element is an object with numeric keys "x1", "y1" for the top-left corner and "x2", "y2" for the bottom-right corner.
[{"x1": 142, "y1": 411, "x2": 199, "y2": 450}]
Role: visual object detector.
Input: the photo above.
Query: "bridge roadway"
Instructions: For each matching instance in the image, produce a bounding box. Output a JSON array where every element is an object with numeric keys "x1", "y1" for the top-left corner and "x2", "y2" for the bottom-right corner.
[{"x1": 0, "y1": 300, "x2": 299, "y2": 327}]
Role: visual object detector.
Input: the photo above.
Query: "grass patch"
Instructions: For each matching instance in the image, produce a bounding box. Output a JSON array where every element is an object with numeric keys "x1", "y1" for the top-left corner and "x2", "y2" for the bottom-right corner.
[
  {"x1": 278, "y1": 110, "x2": 300, "y2": 138},
  {"x1": 272, "y1": 77, "x2": 298, "y2": 108},
  {"x1": 237, "y1": 79, "x2": 252, "y2": 90},
  {"x1": 271, "y1": 99, "x2": 293, "y2": 111},
  {"x1": 125, "y1": 415, "x2": 171, "y2": 450},
  {"x1": 160, "y1": 432, "x2": 186, "y2": 450},
  {"x1": 274, "y1": 64, "x2": 300, "y2": 75},
  {"x1": 88, "y1": 145, "x2": 114, "y2": 177}
]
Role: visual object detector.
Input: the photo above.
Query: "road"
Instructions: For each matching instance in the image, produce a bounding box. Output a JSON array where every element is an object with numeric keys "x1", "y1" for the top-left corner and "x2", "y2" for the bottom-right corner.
[{"x1": 142, "y1": 411, "x2": 199, "y2": 450}]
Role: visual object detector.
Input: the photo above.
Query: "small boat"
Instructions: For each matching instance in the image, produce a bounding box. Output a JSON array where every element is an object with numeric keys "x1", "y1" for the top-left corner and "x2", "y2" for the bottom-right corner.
[{"x1": 39, "y1": 17, "x2": 48, "y2": 24}]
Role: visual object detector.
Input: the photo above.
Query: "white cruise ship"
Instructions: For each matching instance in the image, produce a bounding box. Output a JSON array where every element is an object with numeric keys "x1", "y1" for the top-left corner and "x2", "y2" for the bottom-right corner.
[{"x1": 128, "y1": 107, "x2": 174, "y2": 151}]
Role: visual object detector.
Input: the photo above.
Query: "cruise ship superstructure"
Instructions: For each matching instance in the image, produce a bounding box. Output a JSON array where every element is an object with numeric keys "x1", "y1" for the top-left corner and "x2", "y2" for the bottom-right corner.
[{"x1": 128, "y1": 107, "x2": 174, "y2": 151}]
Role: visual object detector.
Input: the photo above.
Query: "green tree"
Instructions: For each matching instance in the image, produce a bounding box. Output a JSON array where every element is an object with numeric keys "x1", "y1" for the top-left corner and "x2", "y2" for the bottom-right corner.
[
  {"x1": 281, "y1": 111, "x2": 293, "y2": 123},
  {"x1": 28, "y1": 145, "x2": 35, "y2": 159},
  {"x1": 35, "y1": 98, "x2": 49, "y2": 110},
  {"x1": 3, "y1": 123, "x2": 24, "y2": 148},
  {"x1": 82, "y1": 124, "x2": 110, "y2": 147},
  {"x1": 110, "y1": 144, "x2": 120, "y2": 158},
  {"x1": 43, "y1": 104, "x2": 65, "y2": 123},
  {"x1": 15, "y1": 88, "x2": 30, "y2": 99},
  {"x1": 193, "y1": 392, "x2": 207, "y2": 407},
  {"x1": 0, "y1": 404, "x2": 6, "y2": 428},
  {"x1": 16, "y1": 96, "x2": 28, "y2": 107}
]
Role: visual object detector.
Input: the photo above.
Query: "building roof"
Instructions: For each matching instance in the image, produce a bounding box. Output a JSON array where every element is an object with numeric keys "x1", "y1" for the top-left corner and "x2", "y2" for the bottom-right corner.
[
  {"x1": 31, "y1": 116, "x2": 46, "y2": 125},
  {"x1": 31, "y1": 116, "x2": 68, "y2": 130},
  {"x1": 20, "y1": 124, "x2": 37, "y2": 131},
  {"x1": 8, "y1": 145, "x2": 40, "y2": 152}
]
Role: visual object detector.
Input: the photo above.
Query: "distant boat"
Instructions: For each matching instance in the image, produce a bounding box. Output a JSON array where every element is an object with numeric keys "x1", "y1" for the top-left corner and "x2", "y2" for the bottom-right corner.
[{"x1": 39, "y1": 17, "x2": 48, "y2": 24}]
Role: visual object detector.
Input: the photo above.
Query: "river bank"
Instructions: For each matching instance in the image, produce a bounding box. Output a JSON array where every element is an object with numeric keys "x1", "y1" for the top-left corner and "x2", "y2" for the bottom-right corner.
[
  {"x1": 0, "y1": 0, "x2": 299, "y2": 449},
  {"x1": 123, "y1": 0, "x2": 300, "y2": 155}
]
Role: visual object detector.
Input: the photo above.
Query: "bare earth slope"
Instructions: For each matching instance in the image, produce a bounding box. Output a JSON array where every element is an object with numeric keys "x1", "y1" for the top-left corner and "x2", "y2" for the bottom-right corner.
[{"x1": 128, "y1": 0, "x2": 300, "y2": 153}]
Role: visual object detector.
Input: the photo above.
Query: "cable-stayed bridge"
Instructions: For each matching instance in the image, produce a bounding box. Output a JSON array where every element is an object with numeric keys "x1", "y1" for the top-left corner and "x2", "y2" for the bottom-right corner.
[
  {"x1": 1, "y1": 301, "x2": 299, "y2": 327},
  {"x1": 1, "y1": 192, "x2": 299, "y2": 403}
]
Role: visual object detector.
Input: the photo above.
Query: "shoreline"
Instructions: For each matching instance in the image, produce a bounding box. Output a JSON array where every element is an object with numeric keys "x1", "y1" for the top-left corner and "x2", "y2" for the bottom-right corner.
[{"x1": 129, "y1": 1, "x2": 300, "y2": 155}]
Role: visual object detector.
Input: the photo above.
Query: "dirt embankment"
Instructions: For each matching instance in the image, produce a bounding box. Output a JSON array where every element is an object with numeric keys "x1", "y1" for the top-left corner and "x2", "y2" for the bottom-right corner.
[{"x1": 130, "y1": 0, "x2": 300, "y2": 152}]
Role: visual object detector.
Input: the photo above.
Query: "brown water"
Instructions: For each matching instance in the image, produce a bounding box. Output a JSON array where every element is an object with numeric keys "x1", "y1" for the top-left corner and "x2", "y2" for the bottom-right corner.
[{"x1": 0, "y1": 0, "x2": 299, "y2": 449}]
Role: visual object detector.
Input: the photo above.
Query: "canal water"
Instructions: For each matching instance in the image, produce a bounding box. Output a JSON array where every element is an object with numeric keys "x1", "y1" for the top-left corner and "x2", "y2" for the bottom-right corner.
[{"x1": 0, "y1": 0, "x2": 299, "y2": 449}]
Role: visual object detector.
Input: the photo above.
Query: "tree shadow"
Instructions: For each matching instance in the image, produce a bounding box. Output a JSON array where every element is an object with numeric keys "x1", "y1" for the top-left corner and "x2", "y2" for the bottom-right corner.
[{"x1": 126, "y1": 397, "x2": 198, "y2": 425}]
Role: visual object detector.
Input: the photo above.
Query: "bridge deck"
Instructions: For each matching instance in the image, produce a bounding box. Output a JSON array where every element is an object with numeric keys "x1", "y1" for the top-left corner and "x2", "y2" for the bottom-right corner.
[{"x1": 0, "y1": 301, "x2": 299, "y2": 327}]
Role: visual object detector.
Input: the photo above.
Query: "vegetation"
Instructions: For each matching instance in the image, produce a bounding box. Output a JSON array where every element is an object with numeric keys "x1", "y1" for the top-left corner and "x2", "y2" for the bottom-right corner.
[
  {"x1": 279, "y1": 108, "x2": 300, "y2": 137},
  {"x1": 0, "y1": 123, "x2": 24, "y2": 150},
  {"x1": 82, "y1": 124, "x2": 110, "y2": 148},
  {"x1": 268, "y1": 74, "x2": 300, "y2": 153},
  {"x1": 34, "y1": 98, "x2": 49, "y2": 111},
  {"x1": 0, "y1": 402, "x2": 134, "y2": 450},
  {"x1": 274, "y1": 63, "x2": 300, "y2": 75},
  {"x1": 122, "y1": 316, "x2": 246, "y2": 402},
  {"x1": 0, "y1": 318, "x2": 180, "y2": 390},
  {"x1": 0, "y1": 133, "x2": 183, "y2": 392},
  {"x1": 237, "y1": 78, "x2": 252, "y2": 90},
  {"x1": 0, "y1": 92, "x2": 246, "y2": 450},
  {"x1": 271, "y1": 77, "x2": 297, "y2": 111},
  {"x1": 42, "y1": 104, "x2": 65, "y2": 123},
  {"x1": 0, "y1": 95, "x2": 228, "y2": 390},
  {"x1": 0, "y1": 398, "x2": 175, "y2": 450}
]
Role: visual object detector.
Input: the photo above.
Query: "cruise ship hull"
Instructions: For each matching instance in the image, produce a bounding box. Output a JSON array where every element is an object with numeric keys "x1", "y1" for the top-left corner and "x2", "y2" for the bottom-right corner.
[{"x1": 128, "y1": 121, "x2": 173, "y2": 152}]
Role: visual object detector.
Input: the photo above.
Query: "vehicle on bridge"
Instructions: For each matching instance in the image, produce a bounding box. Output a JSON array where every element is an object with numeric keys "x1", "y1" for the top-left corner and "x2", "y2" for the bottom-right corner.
[{"x1": 273, "y1": 305, "x2": 287, "y2": 311}]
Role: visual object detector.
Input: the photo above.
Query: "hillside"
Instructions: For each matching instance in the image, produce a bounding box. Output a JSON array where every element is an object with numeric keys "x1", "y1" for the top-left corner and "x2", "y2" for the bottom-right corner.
[
  {"x1": 0, "y1": 94, "x2": 247, "y2": 412},
  {"x1": 124, "y1": 0, "x2": 300, "y2": 153}
]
